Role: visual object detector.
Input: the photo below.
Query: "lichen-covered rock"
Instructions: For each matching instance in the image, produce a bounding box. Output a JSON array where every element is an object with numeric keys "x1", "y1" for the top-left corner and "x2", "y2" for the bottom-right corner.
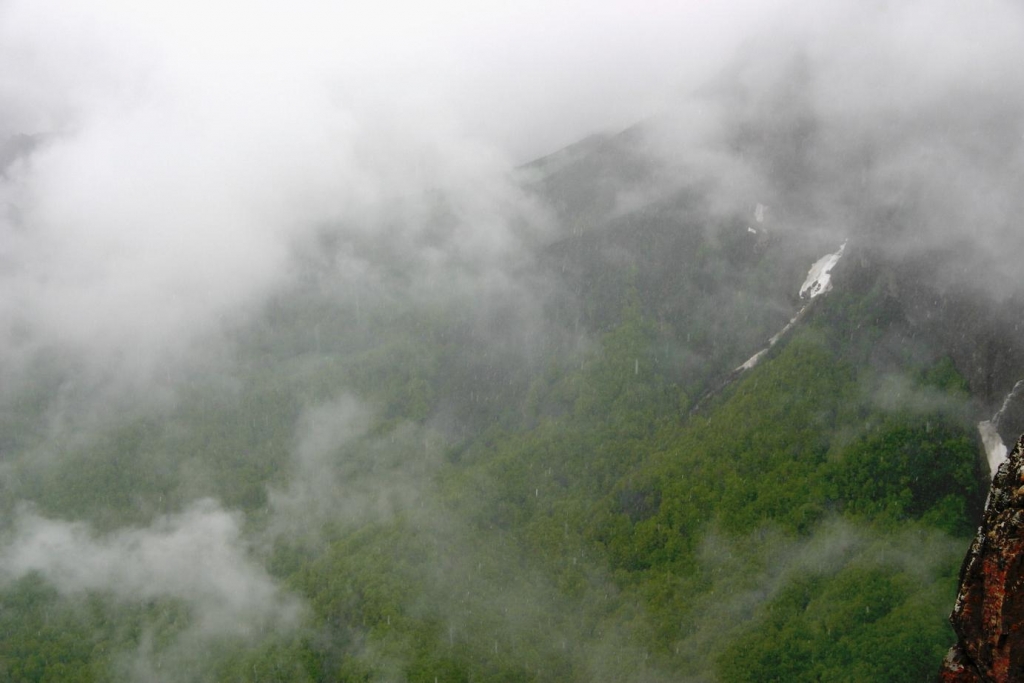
[
  {"x1": 940, "y1": 643, "x2": 983, "y2": 682},
  {"x1": 940, "y1": 435, "x2": 1024, "y2": 681}
]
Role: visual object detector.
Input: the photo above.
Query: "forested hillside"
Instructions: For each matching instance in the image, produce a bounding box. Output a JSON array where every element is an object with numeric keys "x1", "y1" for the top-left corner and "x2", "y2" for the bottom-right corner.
[
  {"x1": 5, "y1": 3, "x2": 1024, "y2": 681},
  {"x1": 0, "y1": 126, "x2": 1014, "y2": 681}
]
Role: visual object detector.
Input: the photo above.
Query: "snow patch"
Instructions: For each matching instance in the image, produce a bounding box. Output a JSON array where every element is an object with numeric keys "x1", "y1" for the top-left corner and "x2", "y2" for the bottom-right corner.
[
  {"x1": 979, "y1": 420, "x2": 1008, "y2": 478},
  {"x1": 799, "y1": 241, "x2": 847, "y2": 300},
  {"x1": 977, "y1": 380, "x2": 1024, "y2": 478},
  {"x1": 734, "y1": 241, "x2": 847, "y2": 373}
]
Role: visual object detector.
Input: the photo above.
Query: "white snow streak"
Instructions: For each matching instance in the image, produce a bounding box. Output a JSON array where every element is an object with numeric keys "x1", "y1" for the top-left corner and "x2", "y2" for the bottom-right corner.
[
  {"x1": 735, "y1": 240, "x2": 847, "y2": 373},
  {"x1": 979, "y1": 420, "x2": 1008, "y2": 478},
  {"x1": 739, "y1": 348, "x2": 769, "y2": 371},
  {"x1": 976, "y1": 379, "x2": 1024, "y2": 477}
]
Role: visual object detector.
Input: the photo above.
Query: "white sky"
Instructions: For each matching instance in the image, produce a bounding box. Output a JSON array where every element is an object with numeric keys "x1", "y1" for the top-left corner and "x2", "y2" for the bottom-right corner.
[
  {"x1": 1, "y1": 0, "x2": 783, "y2": 161},
  {"x1": 4, "y1": 0, "x2": 1024, "y2": 383}
]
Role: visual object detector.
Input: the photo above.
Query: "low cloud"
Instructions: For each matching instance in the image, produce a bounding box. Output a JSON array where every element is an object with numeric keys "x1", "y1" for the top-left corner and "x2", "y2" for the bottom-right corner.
[
  {"x1": 0, "y1": 0, "x2": 557, "y2": 403},
  {"x1": 641, "y1": 0, "x2": 1024, "y2": 293},
  {"x1": 268, "y1": 395, "x2": 447, "y2": 539},
  {"x1": 0, "y1": 498, "x2": 302, "y2": 636}
]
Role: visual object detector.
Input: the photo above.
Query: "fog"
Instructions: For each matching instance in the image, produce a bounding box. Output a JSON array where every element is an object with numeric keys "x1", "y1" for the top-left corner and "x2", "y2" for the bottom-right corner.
[
  {"x1": 5, "y1": 0, "x2": 1023, "y2": 388},
  {"x1": 1, "y1": 499, "x2": 301, "y2": 633},
  {"x1": 2, "y1": 0, "x2": 1024, "y2": 679},
  {"x1": 645, "y1": 0, "x2": 1024, "y2": 276}
]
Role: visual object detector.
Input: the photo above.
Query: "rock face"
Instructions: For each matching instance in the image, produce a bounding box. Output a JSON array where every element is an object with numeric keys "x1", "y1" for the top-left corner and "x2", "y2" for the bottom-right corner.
[
  {"x1": 994, "y1": 382, "x2": 1024, "y2": 451},
  {"x1": 940, "y1": 435, "x2": 1024, "y2": 682}
]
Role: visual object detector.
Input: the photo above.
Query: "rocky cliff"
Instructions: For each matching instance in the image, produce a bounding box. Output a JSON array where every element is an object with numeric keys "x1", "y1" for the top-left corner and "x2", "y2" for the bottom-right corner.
[{"x1": 940, "y1": 435, "x2": 1024, "y2": 681}]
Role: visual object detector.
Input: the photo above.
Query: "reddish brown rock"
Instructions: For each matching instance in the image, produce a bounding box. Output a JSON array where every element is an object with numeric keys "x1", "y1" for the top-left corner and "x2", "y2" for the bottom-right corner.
[
  {"x1": 939, "y1": 643, "x2": 983, "y2": 682},
  {"x1": 940, "y1": 435, "x2": 1024, "y2": 681}
]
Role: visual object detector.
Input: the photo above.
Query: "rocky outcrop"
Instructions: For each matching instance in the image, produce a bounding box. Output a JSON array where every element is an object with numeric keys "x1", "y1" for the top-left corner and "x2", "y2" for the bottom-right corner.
[
  {"x1": 994, "y1": 382, "x2": 1024, "y2": 451},
  {"x1": 940, "y1": 435, "x2": 1024, "y2": 681}
]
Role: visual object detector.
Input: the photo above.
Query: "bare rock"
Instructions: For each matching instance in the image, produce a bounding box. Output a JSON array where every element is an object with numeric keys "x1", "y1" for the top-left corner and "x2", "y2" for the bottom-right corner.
[{"x1": 940, "y1": 436, "x2": 1024, "y2": 681}]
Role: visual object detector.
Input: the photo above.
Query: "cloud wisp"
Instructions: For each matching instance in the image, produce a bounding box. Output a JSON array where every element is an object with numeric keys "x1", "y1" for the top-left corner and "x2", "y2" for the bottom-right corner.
[{"x1": 0, "y1": 498, "x2": 302, "y2": 635}]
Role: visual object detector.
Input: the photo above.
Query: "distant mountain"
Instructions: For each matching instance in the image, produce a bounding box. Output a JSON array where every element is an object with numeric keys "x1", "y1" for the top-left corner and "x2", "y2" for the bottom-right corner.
[{"x1": 4, "y1": 49, "x2": 1024, "y2": 681}]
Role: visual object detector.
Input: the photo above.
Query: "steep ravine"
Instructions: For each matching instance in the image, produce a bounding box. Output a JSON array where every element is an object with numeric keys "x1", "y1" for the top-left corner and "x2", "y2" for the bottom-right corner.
[{"x1": 689, "y1": 240, "x2": 847, "y2": 414}]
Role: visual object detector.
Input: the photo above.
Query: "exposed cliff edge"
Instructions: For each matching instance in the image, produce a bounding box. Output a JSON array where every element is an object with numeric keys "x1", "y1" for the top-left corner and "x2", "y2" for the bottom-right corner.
[{"x1": 940, "y1": 435, "x2": 1024, "y2": 682}]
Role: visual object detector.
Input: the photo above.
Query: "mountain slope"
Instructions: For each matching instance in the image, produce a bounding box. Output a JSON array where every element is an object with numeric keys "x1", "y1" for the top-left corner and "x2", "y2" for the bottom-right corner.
[{"x1": 4, "y1": 53, "x2": 1024, "y2": 681}]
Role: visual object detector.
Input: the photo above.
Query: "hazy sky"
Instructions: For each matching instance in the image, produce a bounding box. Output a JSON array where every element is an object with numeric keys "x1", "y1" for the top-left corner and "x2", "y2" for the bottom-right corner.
[
  {"x1": 1, "y1": 0, "x2": 782, "y2": 161},
  {"x1": 0, "y1": 0, "x2": 781, "y2": 385},
  {"x1": 3, "y1": 0, "x2": 1024, "y2": 388}
]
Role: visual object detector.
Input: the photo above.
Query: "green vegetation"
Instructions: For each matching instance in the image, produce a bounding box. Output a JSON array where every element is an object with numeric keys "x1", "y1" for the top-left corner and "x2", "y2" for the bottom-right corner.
[
  {"x1": 717, "y1": 562, "x2": 957, "y2": 683},
  {"x1": 0, "y1": 245, "x2": 988, "y2": 682}
]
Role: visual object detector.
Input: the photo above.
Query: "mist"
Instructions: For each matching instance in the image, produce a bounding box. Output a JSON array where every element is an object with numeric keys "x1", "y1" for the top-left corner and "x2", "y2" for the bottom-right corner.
[
  {"x1": 2, "y1": 0, "x2": 1023, "y2": 680},
  {"x1": 643, "y1": 0, "x2": 1024, "y2": 288},
  {"x1": 1, "y1": 499, "x2": 301, "y2": 633},
  {"x1": 5, "y1": 0, "x2": 1022, "y2": 390}
]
